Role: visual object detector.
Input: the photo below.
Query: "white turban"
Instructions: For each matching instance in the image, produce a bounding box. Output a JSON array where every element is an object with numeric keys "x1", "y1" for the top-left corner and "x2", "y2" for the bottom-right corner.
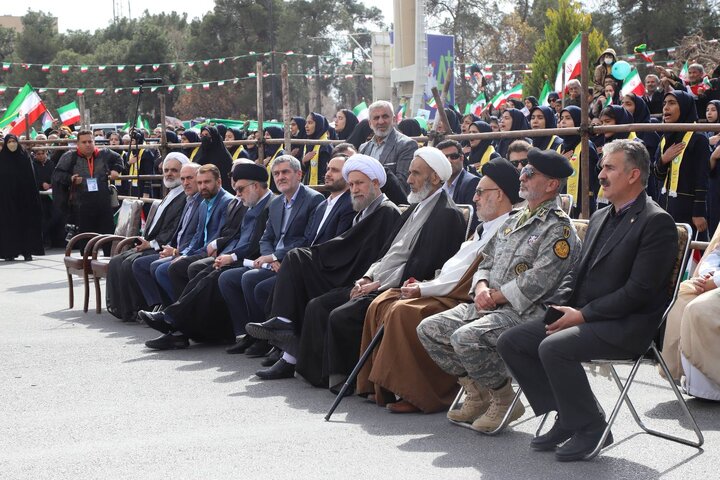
[
  {"x1": 342, "y1": 153, "x2": 387, "y2": 187},
  {"x1": 414, "y1": 146, "x2": 452, "y2": 182},
  {"x1": 164, "y1": 151, "x2": 190, "y2": 167}
]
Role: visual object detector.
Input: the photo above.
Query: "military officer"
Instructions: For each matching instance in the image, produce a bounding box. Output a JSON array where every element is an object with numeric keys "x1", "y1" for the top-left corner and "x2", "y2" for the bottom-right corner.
[{"x1": 417, "y1": 148, "x2": 581, "y2": 433}]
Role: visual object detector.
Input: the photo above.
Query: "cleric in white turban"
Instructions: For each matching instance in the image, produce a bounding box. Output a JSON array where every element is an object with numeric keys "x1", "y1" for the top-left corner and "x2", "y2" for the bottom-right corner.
[
  {"x1": 342, "y1": 153, "x2": 387, "y2": 187},
  {"x1": 414, "y1": 146, "x2": 452, "y2": 182}
]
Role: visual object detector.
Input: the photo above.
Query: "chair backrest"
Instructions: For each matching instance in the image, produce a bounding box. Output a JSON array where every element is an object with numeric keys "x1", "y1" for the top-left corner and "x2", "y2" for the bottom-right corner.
[
  {"x1": 114, "y1": 199, "x2": 144, "y2": 237},
  {"x1": 571, "y1": 219, "x2": 589, "y2": 242},
  {"x1": 455, "y1": 204, "x2": 474, "y2": 239},
  {"x1": 142, "y1": 199, "x2": 163, "y2": 235},
  {"x1": 559, "y1": 194, "x2": 573, "y2": 215}
]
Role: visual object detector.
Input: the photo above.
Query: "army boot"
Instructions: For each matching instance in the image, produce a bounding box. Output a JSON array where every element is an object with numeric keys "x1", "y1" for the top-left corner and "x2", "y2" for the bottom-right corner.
[
  {"x1": 447, "y1": 376, "x2": 491, "y2": 423},
  {"x1": 471, "y1": 380, "x2": 525, "y2": 433}
]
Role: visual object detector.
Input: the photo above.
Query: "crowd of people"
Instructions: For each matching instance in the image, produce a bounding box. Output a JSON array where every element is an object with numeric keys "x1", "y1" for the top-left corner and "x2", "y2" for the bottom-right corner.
[{"x1": 1, "y1": 68, "x2": 719, "y2": 461}]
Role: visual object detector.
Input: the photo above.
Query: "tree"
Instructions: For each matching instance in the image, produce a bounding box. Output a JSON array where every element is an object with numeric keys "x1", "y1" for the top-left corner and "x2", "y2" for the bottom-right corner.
[{"x1": 525, "y1": 0, "x2": 607, "y2": 97}]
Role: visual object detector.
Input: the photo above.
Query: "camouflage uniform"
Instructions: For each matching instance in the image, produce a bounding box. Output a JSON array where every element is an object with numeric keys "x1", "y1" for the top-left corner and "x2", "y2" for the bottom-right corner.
[{"x1": 417, "y1": 198, "x2": 581, "y2": 389}]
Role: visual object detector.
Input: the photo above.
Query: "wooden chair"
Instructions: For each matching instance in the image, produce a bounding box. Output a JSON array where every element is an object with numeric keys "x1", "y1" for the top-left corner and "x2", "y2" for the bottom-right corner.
[
  {"x1": 89, "y1": 199, "x2": 160, "y2": 313},
  {"x1": 63, "y1": 200, "x2": 144, "y2": 312},
  {"x1": 455, "y1": 204, "x2": 475, "y2": 240},
  {"x1": 558, "y1": 194, "x2": 574, "y2": 216}
]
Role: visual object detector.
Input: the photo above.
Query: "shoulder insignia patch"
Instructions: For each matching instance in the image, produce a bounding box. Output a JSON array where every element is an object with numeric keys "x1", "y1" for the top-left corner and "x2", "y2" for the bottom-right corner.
[
  {"x1": 527, "y1": 235, "x2": 539, "y2": 246},
  {"x1": 515, "y1": 262, "x2": 530, "y2": 275},
  {"x1": 504, "y1": 227, "x2": 513, "y2": 236},
  {"x1": 562, "y1": 225, "x2": 571, "y2": 239},
  {"x1": 553, "y1": 239, "x2": 570, "y2": 259}
]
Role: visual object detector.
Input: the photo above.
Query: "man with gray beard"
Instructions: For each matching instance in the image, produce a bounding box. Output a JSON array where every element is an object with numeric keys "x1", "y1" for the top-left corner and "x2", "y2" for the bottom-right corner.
[
  {"x1": 245, "y1": 154, "x2": 402, "y2": 379},
  {"x1": 105, "y1": 153, "x2": 192, "y2": 322},
  {"x1": 287, "y1": 147, "x2": 467, "y2": 389}
]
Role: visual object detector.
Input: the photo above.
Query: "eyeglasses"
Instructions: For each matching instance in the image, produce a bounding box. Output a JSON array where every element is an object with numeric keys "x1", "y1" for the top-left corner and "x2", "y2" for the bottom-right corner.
[
  {"x1": 510, "y1": 159, "x2": 528, "y2": 167},
  {"x1": 446, "y1": 153, "x2": 463, "y2": 160},
  {"x1": 520, "y1": 166, "x2": 539, "y2": 178},
  {"x1": 235, "y1": 181, "x2": 257, "y2": 194},
  {"x1": 474, "y1": 187, "x2": 500, "y2": 196}
]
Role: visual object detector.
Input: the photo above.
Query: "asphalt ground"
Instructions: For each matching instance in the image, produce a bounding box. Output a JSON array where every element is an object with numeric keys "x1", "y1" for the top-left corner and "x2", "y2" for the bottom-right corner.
[{"x1": 1, "y1": 250, "x2": 717, "y2": 479}]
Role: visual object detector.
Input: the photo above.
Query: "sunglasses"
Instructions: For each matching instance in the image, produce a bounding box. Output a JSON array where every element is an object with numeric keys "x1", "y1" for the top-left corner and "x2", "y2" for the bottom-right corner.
[
  {"x1": 446, "y1": 153, "x2": 463, "y2": 160},
  {"x1": 520, "y1": 166, "x2": 539, "y2": 178},
  {"x1": 510, "y1": 159, "x2": 529, "y2": 167}
]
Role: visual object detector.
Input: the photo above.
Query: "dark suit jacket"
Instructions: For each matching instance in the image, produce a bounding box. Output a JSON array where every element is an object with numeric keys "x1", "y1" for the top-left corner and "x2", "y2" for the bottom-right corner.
[
  {"x1": 170, "y1": 193, "x2": 202, "y2": 252},
  {"x1": 226, "y1": 192, "x2": 274, "y2": 261},
  {"x1": 260, "y1": 184, "x2": 325, "y2": 260},
  {"x1": 144, "y1": 190, "x2": 188, "y2": 247},
  {"x1": 305, "y1": 190, "x2": 355, "y2": 246},
  {"x1": 566, "y1": 194, "x2": 678, "y2": 354},
  {"x1": 214, "y1": 198, "x2": 248, "y2": 253},
  {"x1": 451, "y1": 169, "x2": 480, "y2": 205},
  {"x1": 185, "y1": 189, "x2": 235, "y2": 256},
  {"x1": 359, "y1": 128, "x2": 418, "y2": 192}
]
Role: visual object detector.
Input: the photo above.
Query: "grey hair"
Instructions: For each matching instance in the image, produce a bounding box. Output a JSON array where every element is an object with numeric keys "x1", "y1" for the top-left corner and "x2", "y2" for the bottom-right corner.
[
  {"x1": 566, "y1": 79, "x2": 581, "y2": 89},
  {"x1": 601, "y1": 139, "x2": 650, "y2": 187},
  {"x1": 689, "y1": 63, "x2": 705, "y2": 74},
  {"x1": 368, "y1": 100, "x2": 394, "y2": 116},
  {"x1": 271, "y1": 154, "x2": 302, "y2": 172},
  {"x1": 644, "y1": 73, "x2": 659, "y2": 82}
]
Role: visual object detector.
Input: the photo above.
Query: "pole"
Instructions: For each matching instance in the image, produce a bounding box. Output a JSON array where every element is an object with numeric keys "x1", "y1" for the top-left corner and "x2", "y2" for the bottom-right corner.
[
  {"x1": 580, "y1": 33, "x2": 590, "y2": 220},
  {"x1": 429, "y1": 67, "x2": 453, "y2": 146},
  {"x1": 159, "y1": 93, "x2": 167, "y2": 159},
  {"x1": 281, "y1": 63, "x2": 291, "y2": 152},
  {"x1": 24, "y1": 114, "x2": 30, "y2": 138},
  {"x1": 561, "y1": 62, "x2": 566, "y2": 108},
  {"x1": 256, "y1": 61, "x2": 265, "y2": 163},
  {"x1": 78, "y1": 95, "x2": 87, "y2": 130},
  {"x1": 315, "y1": 56, "x2": 322, "y2": 113}
]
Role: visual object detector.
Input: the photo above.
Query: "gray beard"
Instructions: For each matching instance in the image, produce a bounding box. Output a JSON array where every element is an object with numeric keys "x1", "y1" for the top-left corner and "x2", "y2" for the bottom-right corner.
[
  {"x1": 164, "y1": 178, "x2": 181, "y2": 189},
  {"x1": 407, "y1": 181, "x2": 434, "y2": 204}
]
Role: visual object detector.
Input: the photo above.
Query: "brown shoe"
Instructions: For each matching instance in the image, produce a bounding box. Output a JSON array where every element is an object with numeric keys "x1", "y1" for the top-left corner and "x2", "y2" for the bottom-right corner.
[
  {"x1": 386, "y1": 399, "x2": 421, "y2": 414},
  {"x1": 447, "y1": 376, "x2": 491, "y2": 423},
  {"x1": 471, "y1": 380, "x2": 525, "y2": 433}
]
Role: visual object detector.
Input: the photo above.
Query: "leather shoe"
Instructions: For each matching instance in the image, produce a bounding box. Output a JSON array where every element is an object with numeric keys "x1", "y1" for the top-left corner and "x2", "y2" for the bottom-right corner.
[
  {"x1": 145, "y1": 332, "x2": 189, "y2": 350},
  {"x1": 555, "y1": 423, "x2": 613, "y2": 462},
  {"x1": 256, "y1": 358, "x2": 295, "y2": 380},
  {"x1": 226, "y1": 335, "x2": 255, "y2": 354},
  {"x1": 244, "y1": 339, "x2": 272, "y2": 358},
  {"x1": 138, "y1": 310, "x2": 172, "y2": 334},
  {"x1": 386, "y1": 399, "x2": 421, "y2": 414},
  {"x1": 531, "y1": 416, "x2": 574, "y2": 451},
  {"x1": 245, "y1": 317, "x2": 295, "y2": 342},
  {"x1": 261, "y1": 347, "x2": 282, "y2": 366}
]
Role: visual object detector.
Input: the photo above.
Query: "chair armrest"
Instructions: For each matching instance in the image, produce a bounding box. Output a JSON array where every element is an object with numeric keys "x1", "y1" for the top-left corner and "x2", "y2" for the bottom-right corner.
[
  {"x1": 113, "y1": 236, "x2": 142, "y2": 256},
  {"x1": 91, "y1": 235, "x2": 127, "y2": 260},
  {"x1": 65, "y1": 232, "x2": 100, "y2": 256}
]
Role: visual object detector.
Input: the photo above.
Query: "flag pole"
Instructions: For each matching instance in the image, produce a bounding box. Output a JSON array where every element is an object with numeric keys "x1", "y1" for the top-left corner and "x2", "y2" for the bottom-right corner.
[{"x1": 580, "y1": 32, "x2": 590, "y2": 220}]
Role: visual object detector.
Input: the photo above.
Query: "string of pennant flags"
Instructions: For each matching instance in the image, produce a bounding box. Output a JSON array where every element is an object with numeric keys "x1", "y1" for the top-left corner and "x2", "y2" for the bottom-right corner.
[
  {"x1": 0, "y1": 72, "x2": 374, "y2": 96},
  {"x1": 0, "y1": 50, "x2": 366, "y2": 74}
]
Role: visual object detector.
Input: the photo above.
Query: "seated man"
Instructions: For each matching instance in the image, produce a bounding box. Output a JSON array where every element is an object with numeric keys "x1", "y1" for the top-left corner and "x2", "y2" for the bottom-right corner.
[
  {"x1": 417, "y1": 149, "x2": 579, "y2": 431},
  {"x1": 131, "y1": 163, "x2": 202, "y2": 309},
  {"x1": 358, "y1": 158, "x2": 520, "y2": 413},
  {"x1": 244, "y1": 154, "x2": 402, "y2": 379},
  {"x1": 106, "y1": 153, "x2": 189, "y2": 322},
  {"x1": 661, "y1": 229, "x2": 720, "y2": 399},
  {"x1": 497, "y1": 140, "x2": 677, "y2": 462},
  {"x1": 152, "y1": 164, "x2": 235, "y2": 303},
  {"x1": 139, "y1": 162, "x2": 274, "y2": 349},
  {"x1": 217, "y1": 155, "x2": 324, "y2": 356},
  {"x1": 290, "y1": 147, "x2": 467, "y2": 390}
]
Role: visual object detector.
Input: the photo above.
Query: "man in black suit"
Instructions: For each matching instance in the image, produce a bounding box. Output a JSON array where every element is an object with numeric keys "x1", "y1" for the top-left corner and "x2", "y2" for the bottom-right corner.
[
  {"x1": 497, "y1": 139, "x2": 678, "y2": 462},
  {"x1": 438, "y1": 139, "x2": 480, "y2": 232},
  {"x1": 643, "y1": 74, "x2": 664, "y2": 115}
]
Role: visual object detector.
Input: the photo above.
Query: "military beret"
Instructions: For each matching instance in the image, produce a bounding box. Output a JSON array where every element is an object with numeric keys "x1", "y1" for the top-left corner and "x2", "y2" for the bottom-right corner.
[
  {"x1": 481, "y1": 158, "x2": 522, "y2": 204},
  {"x1": 232, "y1": 162, "x2": 268, "y2": 182},
  {"x1": 526, "y1": 148, "x2": 574, "y2": 179}
]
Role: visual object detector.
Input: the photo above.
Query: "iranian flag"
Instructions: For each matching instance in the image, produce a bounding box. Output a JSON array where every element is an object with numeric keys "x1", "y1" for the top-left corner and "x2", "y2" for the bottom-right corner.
[
  {"x1": 489, "y1": 91, "x2": 504, "y2": 110},
  {"x1": 679, "y1": 61, "x2": 689, "y2": 83},
  {"x1": 353, "y1": 101, "x2": 369, "y2": 121},
  {"x1": 506, "y1": 83, "x2": 523, "y2": 101},
  {"x1": 57, "y1": 101, "x2": 81, "y2": 126},
  {"x1": 539, "y1": 80, "x2": 552, "y2": 106},
  {"x1": 554, "y1": 33, "x2": 582, "y2": 97},
  {"x1": 469, "y1": 93, "x2": 487, "y2": 115},
  {"x1": 621, "y1": 69, "x2": 645, "y2": 97},
  {"x1": 0, "y1": 83, "x2": 48, "y2": 136}
]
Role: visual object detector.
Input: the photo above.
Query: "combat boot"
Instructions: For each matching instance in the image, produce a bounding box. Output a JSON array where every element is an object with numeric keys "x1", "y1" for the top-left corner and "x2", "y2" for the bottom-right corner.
[
  {"x1": 447, "y1": 376, "x2": 491, "y2": 423},
  {"x1": 471, "y1": 380, "x2": 525, "y2": 433}
]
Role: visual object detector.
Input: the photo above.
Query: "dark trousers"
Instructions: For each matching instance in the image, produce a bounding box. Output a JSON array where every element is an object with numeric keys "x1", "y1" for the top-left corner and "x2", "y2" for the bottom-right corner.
[
  {"x1": 106, "y1": 248, "x2": 155, "y2": 320},
  {"x1": 240, "y1": 268, "x2": 276, "y2": 325},
  {"x1": 218, "y1": 266, "x2": 252, "y2": 336},
  {"x1": 167, "y1": 253, "x2": 206, "y2": 300},
  {"x1": 496, "y1": 318, "x2": 633, "y2": 431},
  {"x1": 73, "y1": 197, "x2": 114, "y2": 254}
]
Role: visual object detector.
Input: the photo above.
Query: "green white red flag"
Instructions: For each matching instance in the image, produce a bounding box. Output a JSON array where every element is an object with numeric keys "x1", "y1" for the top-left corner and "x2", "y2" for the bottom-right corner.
[
  {"x1": 0, "y1": 83, "x2": 48, "y2": 136},
  {"x1": 57, "y1": 101, "x2": 81, "y2": 126},
  {"x1": 554, "y1": 33, "x2": 582, "y2": 97}
]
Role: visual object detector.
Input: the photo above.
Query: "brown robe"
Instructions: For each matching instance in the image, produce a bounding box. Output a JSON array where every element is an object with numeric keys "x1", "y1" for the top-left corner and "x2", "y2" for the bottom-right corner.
[{"x1": 356, "y1": 255, "x2": 483, "y2": 413}]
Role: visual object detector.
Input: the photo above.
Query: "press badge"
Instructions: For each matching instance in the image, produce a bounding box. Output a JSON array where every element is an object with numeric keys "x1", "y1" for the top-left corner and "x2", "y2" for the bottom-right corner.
[{"x1": 86, "y1": 178, "x2": 99, "y2": 192}]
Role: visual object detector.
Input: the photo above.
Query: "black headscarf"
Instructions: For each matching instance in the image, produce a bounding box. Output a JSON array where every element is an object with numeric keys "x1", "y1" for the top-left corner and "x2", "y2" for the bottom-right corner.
[
  {"x1": 560, "y1": 106, "x2": 583, "y2": 149},
  {"x1": 601, "y1": 105, "x2": 635, "y2": 141},
  {"x1": 226, "y1": 128, "x2": 246, "y2": 156},
  {"x1": 624, "y1": 93, "x2": 660, "y2": 154},
  {"x1": 443, "y1": 107, "x2": 461, "y2": 134},
  {"x1": 663, "y1": 90, "x2": 699, "y2": 145},
  {"x1": 336, "y1": 109, "x2": 359, "y2": 140},
  {"x1": 0, "y1": 134, "x2": 43, "y2": 256},
  {"x1": 165, "y1": 130, "x2": 180, "y2": 153},
  {"x1": 215, "y1": 124, "x2": 227, "y2": 140},
  {"x1": 264, "y1": 126, "x2": 285, "y2": 158},
  {"x1": 398, "y1": 118, "x2": 423, "y2": 138},
  {"x1": 525, "y1": 96, "x2": 539, "y2": 109},
  {"x1": 306, "y1": 112, "x2": 330, "y2": 140},
  {"x1": 468, "y1": 121, "x2": 495, "y2": 165},
  {"x1": 497, "y1": 109, "x2": 530, "y2": 158},
  {"x1": 181, "y1": 130, "x2": 200, "y2": 159},
  {"x1": 529, "y1": 105, "x2": 561, "y2": 150},
  {"x1": 707, "y1": 100, "x2": 720, "y2": 123},
  {"x1": 346, "y1": 119, "x2": 373, "y2": 149},
  {"x1": 195, "y1": 125, "x2": 233, "y2": 192}
]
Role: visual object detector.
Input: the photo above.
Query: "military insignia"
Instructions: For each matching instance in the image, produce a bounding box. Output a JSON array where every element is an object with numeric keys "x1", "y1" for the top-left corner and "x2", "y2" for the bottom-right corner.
[
  {"x1": 537, "y1": 207, "x2": 548, "y2": 218},
  {"x1": 553, "y1": 239, "x2": 570, "y2": 259},
  {"x1": 504, "y1": 227, "x2": 512, "y2": 236},
  {"x1": 527, "y1": 235, "x2": 538, "y2": 246},
  {"x1": 562, "y1": 226, "x2": 571, "y2": 239},
  {"x1": 515, "y1": 262, "x2": 530, "y2": 275}
]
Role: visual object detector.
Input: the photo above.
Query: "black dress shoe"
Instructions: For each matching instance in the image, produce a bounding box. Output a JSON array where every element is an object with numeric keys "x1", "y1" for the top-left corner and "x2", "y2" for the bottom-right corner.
[
  {"x1": 261, "y1": 347, "x2": 282, "y2": 366},
  {"x1": 555, "y1": 423, "x2": 613, "y2": 462},
  {"x1": 256, "y1": 358, "x2": 295, "y2": 380},
  {"x1": 145, "y1": 332, "x2": 189, "y2": 350},
  {"x1": 22, "y1": 254, "x2": 33, "y2": 261},
  {"x1": 245, "y1": 317, "x2": 294, "y2": 342},
  {"x1": 226, "y1": 335, "x2": 255, "y2": 354},
  {"x1": 244, "y1": 339, "x2": 272, "y2": 358},
  {"x1": 138, "y1": 310, "x2": 172, "y2": 334},
  {"x1": 531, "y1": 416, "x2": 574, "y2": 451}
]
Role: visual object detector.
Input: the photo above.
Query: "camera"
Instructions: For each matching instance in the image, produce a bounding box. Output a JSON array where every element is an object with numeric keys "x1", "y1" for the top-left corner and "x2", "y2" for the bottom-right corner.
[{"x1": 65, "y1": 224, "x2": 79, "y2": 243}]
